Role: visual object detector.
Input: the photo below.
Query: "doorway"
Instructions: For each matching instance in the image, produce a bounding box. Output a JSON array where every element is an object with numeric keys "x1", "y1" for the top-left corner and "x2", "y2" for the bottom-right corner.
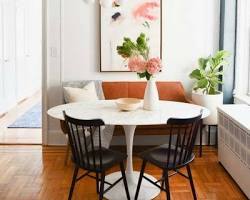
[{"x1": 0, "y1": 0, "x2": 42, "y2": 144}]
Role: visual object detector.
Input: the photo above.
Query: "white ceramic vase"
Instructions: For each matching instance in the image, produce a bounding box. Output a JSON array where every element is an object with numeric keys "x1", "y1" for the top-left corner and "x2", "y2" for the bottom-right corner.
[
  {"x1": 192, "y1": 91, "x2": 223, "y2": 125},
  {"x1": 143, "y1": 79, "x2": 159, "y2": 111}
]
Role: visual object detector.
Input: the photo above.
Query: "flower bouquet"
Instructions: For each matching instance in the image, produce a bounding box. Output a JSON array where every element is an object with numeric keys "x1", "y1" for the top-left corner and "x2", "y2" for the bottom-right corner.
[
  {"x1": 117, "y1": 33, "x2": 162, "y2": 80},
  {"x1": 117, "y1": 33, "x2": 162, "y2": 110}
]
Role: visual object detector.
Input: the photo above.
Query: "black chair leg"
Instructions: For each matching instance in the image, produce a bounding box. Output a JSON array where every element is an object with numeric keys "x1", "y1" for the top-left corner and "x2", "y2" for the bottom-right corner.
[
  {"x1": 96, "y1": 172, "x2": 99, "y2": 194},
  {"x1": 199, "y1": 120, "x2": 203, "y2": 157},
  {"x1": 135, "y1": 160, "x2": 147, "y2": 200},
  {"x1": 120, "y1": 162, "x2": 130, "y2": 200},
  {"x1": 208, "y1": 125, "x2": 211, "y2": 146},
  {"x1": 161, "y1": 170, "x2": 165, "y2": 190},
  {"x1": 215, "y1": 125, "x2": 218, "y2": 148},
  {"x1": 99, "y1": 172, "x2": 105, "y2": 200},
  {"x1": 186, "y1": 164, "x2": 197, "y2": 200},
  {"x1": 68, "y1": 166, "x2": 79, "y2": 200},
  {"x1": 164, "y1": 169, "x2": 171, "y2": 200}
]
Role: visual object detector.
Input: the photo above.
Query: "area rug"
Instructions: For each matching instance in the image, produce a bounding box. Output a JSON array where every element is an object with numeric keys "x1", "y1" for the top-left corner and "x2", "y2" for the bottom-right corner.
[{"x1": 8, "y1": 103, "x2": 41, "y2": 128}]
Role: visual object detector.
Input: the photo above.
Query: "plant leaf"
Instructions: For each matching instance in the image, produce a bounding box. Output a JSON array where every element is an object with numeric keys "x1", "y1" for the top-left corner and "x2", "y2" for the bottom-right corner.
[
  {"x1": 189, "y1": 50, "x2": 230, "y2": 94},
  {"x1": 214, "y1": 71, "x2": 223, "y2": 76},
  {"x1": 215, "y1": 50, "x2": 231, "y2": 60},
  {"x1": 137, "y1": 72, "x2": 146, "y2": 79},
  {"x1": 198, "y1": 58, "x2": 209, "y2": 70},
  {"x1": 189, "y1": 69, "x2": 202, "y2": 80},
  {"x1": 117, "y1": 37, "x2": 140, "y2": 58},
  {"x1": 197, "y1": 79, "x2": 208, "y2": 89},
  {"x1": 208, "y1": 87, "x2": 216, "y2": 94}
]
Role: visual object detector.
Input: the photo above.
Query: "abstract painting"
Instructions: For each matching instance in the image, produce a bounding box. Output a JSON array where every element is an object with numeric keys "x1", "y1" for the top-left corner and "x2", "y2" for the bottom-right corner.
[{"x1": 100, "y1": 0, "x2": 162, "y2": 72}]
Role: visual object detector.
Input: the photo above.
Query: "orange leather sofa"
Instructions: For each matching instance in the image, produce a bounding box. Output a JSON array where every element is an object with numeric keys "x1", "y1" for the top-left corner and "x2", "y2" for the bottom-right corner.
[{"x1": 102, "y1": 81, "x2": 191, "y2": 135}]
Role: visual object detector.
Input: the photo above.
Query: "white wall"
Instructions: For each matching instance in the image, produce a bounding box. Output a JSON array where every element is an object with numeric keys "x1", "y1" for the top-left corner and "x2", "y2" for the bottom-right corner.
[{"x1": 46, "y1": 0, "x2": 220, "y2": 145}]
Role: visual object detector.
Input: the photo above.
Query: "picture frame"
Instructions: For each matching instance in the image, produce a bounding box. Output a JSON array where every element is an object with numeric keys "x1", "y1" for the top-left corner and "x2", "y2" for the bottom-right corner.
[{"x1": 100, "y1": 0, "x2": 162, "y2": 72}]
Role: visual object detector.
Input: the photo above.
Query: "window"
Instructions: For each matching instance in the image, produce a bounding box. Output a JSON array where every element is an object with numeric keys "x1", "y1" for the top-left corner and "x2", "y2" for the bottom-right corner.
[{"x1": 235, "y1": 0, "x2": 250, "y2": 99}]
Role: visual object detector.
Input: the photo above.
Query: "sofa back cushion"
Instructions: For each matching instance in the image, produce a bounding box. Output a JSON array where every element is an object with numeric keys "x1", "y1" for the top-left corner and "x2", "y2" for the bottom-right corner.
[
  {"x1": 102, "y1": 82, "x2": 128, "y2": 99},
  {"x1": 62, "y1": 80, "x2": 105, "y2": 102},
  {"x1": 63, "y1": 81, "x2": 99, "y2": 103},
  {"x1": 102, "y1": 81, "x2": 189, "y2": 102}
]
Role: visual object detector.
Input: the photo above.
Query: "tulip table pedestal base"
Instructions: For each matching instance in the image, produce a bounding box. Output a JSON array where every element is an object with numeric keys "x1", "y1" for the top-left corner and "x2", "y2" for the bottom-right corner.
[
  {"x1": 104, "y1": 125, "x2": 160, "y2": 200},
  {"x1": 104, "y1": 171, "x2": 160, "y2": 200}
]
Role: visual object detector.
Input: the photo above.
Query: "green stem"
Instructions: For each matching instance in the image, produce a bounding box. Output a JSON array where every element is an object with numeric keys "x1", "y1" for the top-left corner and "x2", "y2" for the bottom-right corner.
[{"x1": 145, "y1": 71, "x2": 151, "y2": 81}]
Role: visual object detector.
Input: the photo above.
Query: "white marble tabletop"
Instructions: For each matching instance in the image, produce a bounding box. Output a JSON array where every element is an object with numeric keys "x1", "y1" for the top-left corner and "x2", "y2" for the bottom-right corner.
[{"x1": 47, "y1": 100, "x2": 210, "y2": 125}]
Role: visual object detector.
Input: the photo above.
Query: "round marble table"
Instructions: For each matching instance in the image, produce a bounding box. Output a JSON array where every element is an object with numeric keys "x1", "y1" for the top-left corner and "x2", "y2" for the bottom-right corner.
[{"x1": 48, "y1": 100, "x2": 209, "y2": 200}]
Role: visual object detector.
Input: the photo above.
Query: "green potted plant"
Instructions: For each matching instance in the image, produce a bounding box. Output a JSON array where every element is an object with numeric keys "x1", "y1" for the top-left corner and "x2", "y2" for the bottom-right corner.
[{"x1": 189, "y1": 50, "x2": 230, "y2": 125}]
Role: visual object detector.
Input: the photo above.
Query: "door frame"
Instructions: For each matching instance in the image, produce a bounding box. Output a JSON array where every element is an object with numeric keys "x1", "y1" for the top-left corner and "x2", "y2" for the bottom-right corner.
[{"x1": 42, "y1": 0, "x2": 47, "y2": 145}]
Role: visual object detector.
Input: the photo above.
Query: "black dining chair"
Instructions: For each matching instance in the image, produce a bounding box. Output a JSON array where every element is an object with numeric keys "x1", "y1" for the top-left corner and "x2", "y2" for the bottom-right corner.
[
  {"x1": 63, "y1": 111, "x2": 130, "y2": 200},
  {"x1": 135, "y1": 113, "x2": 202, "y2": 200}
]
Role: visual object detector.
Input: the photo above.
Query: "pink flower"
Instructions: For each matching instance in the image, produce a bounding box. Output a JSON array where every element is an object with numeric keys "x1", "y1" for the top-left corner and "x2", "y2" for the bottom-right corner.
[
  {"x1": 146, "y1": 57, "x2": 162, "y2": 74},
  {"x1": 128, "y1": 56, "x2": 147, "y2": 73}
]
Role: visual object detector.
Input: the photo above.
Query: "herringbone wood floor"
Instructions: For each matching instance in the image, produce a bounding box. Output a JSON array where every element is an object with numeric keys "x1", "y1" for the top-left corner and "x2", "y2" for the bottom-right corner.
[{"x1": 0, "y1": 145, "x2": 247, "y2": 200}]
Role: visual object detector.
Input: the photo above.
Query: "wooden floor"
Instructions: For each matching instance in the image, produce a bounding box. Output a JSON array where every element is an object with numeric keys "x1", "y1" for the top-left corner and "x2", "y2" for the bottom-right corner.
[
  {"x1": 0, "y1": 92, "x2": 42, "y2": 144},
  {"x1": 0, "y1": 145, "x2": 247, "y2": 200}
]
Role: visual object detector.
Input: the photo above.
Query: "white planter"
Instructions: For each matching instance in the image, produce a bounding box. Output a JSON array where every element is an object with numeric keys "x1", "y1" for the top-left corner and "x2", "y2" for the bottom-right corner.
[
  {"x1": 192, "y1": 91, "x2": 223, "y2": 125},
  {"x1": 143, "y1": 79, "x2": 159, "y2": 111}
]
